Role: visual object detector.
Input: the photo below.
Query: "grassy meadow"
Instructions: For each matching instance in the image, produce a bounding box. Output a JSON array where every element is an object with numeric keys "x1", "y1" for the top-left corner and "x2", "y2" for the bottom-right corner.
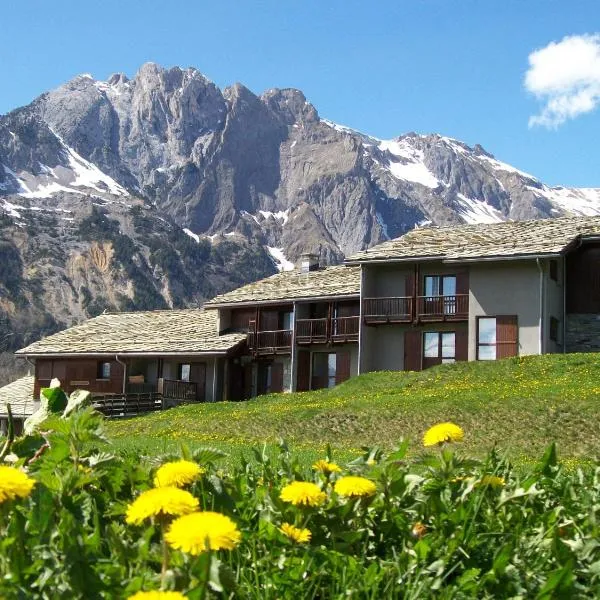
[
  {"x1": 4, "y1": 354, "x2": 600, "y2": 597},
  {"x1": 107, "y1": 353, "x2": 600, "y2": 464}
]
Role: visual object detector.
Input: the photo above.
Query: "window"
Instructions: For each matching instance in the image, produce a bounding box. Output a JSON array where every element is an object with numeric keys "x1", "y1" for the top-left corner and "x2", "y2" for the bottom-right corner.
[
  {"x1": 477, "y1": 316, "x2": 518, "y2": 360},
  {"x1": 97, "y1": 361, "x2": 111, "y2": 379},
  {"x1": 477, "y1": 318, "x2": 497, "y2": 360},
  {"x1": 178, "y1": 363, "x2": 191, "y2": 382},
  {"x1": 327, "y1": 353, "x2": 337, "y2": 388},
  {"x1": 549, "y1": 260, "x2": 558, "y2": 282},
  {"x1": 312, "y1": 353, "x2": 338, "y2": 390},
  {"x1": 424, "y1": 275, "x2": 456, "y2": 297},
  {"x1": 550, "y1": 316, "x2": 559, "y2": 343},
  {"x1": 423, "y1": 332, "x2": 456, "y2": 363}
]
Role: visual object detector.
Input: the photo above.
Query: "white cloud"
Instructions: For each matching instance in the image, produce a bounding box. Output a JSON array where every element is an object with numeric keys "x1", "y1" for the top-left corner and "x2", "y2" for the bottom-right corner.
[{"x1": 525, "y1": 34, "x2": 600, "y2": 128}]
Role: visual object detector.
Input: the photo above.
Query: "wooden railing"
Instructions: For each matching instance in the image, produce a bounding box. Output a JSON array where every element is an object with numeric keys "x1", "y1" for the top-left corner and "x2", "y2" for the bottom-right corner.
[
  {"x1": 331, "y1": 316, "x2": 359, "y2": 341},
  {"x1": 248, "y1": 329, "x2": 293, "y2": 352},
  {"x1": 417, "y1": 294, "x2": 468, "y2": 320},
  {"x1": 363, "y1": 297, "x2": 413, "y2": 323},
  {"x1": 163, "y1": 379, "x2": 198, "y2": 401},
  {"x1": 296, "y1": 318, "x2": 328, "y2": 344},
  {"x1": 92, "y1": 393, "x2": 163, "y2": 418}
]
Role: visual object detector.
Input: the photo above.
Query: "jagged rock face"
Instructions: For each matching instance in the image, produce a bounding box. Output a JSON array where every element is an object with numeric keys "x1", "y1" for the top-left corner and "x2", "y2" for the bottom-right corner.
[{"x1": 1, "y1": 62, "x2": 600, "y2": 349}]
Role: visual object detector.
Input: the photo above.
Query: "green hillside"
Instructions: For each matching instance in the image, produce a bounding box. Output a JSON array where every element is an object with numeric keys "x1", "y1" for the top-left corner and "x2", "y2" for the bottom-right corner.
[{"x1": 106, "y1": 353, "x2": 600, "y2": 462}]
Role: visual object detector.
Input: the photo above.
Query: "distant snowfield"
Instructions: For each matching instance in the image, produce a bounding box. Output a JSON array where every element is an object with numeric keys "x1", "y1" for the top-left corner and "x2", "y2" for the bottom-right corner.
[
  {"x1": 267, "y1": 247, "x2": 295, "y2": 271},
  {"x1": 377, "y1": 139, "x2": 440, "y2": 189},
  {"x1": 322, "y1": 117, "x2": 600, "y2": 221},
  {"x1": 536, "y1": 186, "x2": 600, "y2": 217},
  {"x1": 454, "y1": 193, "x2": 504, "y2": 224},
  {"x1": 2, "y1": 132, "x2": 128, "y2": 201}
]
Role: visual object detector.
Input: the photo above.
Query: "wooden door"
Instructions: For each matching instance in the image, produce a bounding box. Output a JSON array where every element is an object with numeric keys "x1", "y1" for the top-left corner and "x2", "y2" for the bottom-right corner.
[
  {"x1": 228, "y1": 362, "x2": 244, "y2": 401},
  {"x1": 271, "y1": 363, "x2": 284, "y2": 393},
  {"x1": 404, "y1": 330, "x2": 422, "y2": 371},
  {"x1": 190, "y1": 363, "x2": 206, "y2": 401},
  {"x1": 243, "y1": 364, "x2": 253, "y2": 399},
  {"x1": 297, "y1": 351, "x2": 311, "y2": 391},
  {"x1": 335, "y1": 351, "x2": 351, "y2": 384}
]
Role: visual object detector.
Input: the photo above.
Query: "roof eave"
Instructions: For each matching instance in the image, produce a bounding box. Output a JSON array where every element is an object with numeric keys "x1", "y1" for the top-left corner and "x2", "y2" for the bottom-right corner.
[
  {"x1": 205, "y1": 292, "x2": 360, "y2": 309},
  {"x1": 346, "y1": 251, "x2": 564, "y2": 265},
  {"x1": 15, "y1": 350, "x2": 235, "y2": 358}
]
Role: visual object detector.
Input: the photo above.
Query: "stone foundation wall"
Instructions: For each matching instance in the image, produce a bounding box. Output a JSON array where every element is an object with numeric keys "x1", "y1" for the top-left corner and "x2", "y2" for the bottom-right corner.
[{"x1": 566, "y1": 314, "x2": 600, "y2": 352}]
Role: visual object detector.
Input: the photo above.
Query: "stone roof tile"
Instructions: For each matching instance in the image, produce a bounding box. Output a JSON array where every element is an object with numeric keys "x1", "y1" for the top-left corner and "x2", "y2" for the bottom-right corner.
[{"x1": 346, "y1": 216, "x2": 600, "y2": 263}]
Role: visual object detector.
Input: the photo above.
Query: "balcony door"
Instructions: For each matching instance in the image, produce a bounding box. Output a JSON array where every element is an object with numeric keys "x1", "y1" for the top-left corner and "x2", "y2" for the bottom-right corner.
[{"x1": 424, "y1": 275, "x2": 457, "y2": 315}]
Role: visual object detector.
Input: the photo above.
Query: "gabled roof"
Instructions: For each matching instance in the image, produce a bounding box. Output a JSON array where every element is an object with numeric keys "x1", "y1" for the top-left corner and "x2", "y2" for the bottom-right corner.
[
  {"x1": 205, "y1": 265, "x2": 361, "y2": 307},
  {"x1": 346, "y1": 216, "x2": 600, "y2": 263},
  {"x1": 0, "y1": 375, "x2": 36, "y2": 418},
  {"x1": 16, "y1": 309, "x2": 246, "y2": 357}
]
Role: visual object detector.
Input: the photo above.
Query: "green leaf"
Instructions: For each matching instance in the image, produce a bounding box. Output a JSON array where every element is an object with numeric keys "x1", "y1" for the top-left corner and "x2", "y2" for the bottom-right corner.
[
  {"x1": 535, "y1": 560, "x2": 574, "y2": 599},
  {"x1": 41, "y1": 386, "x2": 68, "y2": 413}
]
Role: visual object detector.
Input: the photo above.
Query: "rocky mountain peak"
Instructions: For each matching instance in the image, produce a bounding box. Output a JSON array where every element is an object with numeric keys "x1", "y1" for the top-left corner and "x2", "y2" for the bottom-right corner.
[{"x1": 1, "y1": 62, "x2": 600, "y2": 352}]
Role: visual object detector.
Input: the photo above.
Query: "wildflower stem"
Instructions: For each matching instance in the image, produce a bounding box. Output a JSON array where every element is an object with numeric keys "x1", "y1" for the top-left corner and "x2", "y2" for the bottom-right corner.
[
  {"x1": 160, "y1": 520, "x2": 170, "y2": 589},
  {"x1": 198, "y1": 548, "x2": 212, "y2": 600}
]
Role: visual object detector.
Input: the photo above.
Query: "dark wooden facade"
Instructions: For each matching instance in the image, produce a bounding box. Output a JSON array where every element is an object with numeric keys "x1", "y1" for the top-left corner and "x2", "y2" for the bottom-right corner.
[
  {"x1": 566, "y1": 244, "x2": 600, "y2": 314},
  {"x1": 35, "y1": 358, "x2": 124, "y2": 399}
]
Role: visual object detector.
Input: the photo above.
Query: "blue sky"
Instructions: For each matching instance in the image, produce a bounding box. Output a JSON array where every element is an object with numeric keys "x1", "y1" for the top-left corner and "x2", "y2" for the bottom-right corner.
[{"x1": 1, "y1": 0, "x2": 599, "y2": 186}]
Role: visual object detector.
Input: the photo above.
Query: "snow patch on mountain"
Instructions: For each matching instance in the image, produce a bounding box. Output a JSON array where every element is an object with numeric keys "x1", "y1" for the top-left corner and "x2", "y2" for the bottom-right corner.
[
  {"x1": 258, "y1": 209, "x2": 290, "y2": 225},
  {"x1": 183, "y1": 228, "x2": 201, "y2": 243},
  {"x1": 532, "y1": 186, "x2": 600, "y2": 216},
  {"x1": 454, "y1": 193, "x2": 504, "y2": 224},
  {"x1": 267, "y1": 247, "x2": 295, "y2": 271},
  {"x1": 377, "y1": 139, "x2": 440, "y2": 188}
]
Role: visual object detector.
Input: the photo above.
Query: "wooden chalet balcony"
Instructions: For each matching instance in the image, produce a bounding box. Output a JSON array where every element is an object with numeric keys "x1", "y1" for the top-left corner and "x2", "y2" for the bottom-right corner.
[
  {"x1": 248, "y1": 329, "x2": 293, "y2": 353},
  {"x1": 163, "y1": 379, "x2": 199, "y2": 402},
  {"x1": 296, "y1": 316, "x2": 360, "y2": 344},
  {"x1": 417, "y1": 294, "x2": 468, "y2": 321},
  {"x1": 331, "y1": 316, "x2": 359, "y2": 342},
  {"x1": 296, "y1": 318, "x2": 328, "y2": 344},
  {"x1": 363, "y1": 295, "x2": 468, "y2": 324},
  {"x1": 363, "y1": 297, "x2": 413, "y2": 323}
]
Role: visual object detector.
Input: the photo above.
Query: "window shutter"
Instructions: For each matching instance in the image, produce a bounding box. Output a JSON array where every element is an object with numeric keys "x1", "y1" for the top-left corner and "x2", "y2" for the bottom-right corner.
[
  {"x1": 405, "y1": 271, "x2": 415, "y2": 297},
  {"x1": 496, "y1": 316, "x2": 518, "y2": 358},
  {"x1": 455, "y1": 329, "x2": 468, "y2": 361},
  {"x1": 297, "y1": 351, "x2": 311, "y2": 391},
  {"x1": 404, "y1": 330, "x2": 422, "y2": 371},
  {"x1": 456, "y1": 270, "x2": 469, "y2": 295},
  {"x1": 271, "y1": 363, "x2": 284, "y2": 393},
  {"x1": 335, "y1": 352, "x2": 351, "y2": 384}
]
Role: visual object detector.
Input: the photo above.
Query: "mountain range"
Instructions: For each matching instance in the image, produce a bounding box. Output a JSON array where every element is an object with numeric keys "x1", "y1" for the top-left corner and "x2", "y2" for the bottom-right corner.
[{"x1": 1, "y1": 62, "x2": 599, "y2": 352}]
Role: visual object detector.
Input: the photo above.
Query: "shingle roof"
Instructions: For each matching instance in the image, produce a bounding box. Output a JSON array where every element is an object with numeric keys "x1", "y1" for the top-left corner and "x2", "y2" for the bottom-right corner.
[
  {"x1": 16, "y1": 309, "x2": 246, "y2": 356},
  {"x1": 205, "y1": 265, "x2": 361, "y2": 307},
  {"x1": 346, "y1": 216, "x2": 600, "y2": 263},
  {"x1": 0, "y1": 375, "x2": 36, "y2": 418}
]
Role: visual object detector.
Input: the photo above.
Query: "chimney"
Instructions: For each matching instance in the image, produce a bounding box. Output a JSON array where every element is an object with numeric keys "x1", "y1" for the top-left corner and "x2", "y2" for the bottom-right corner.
[{"x1": 298, "y1": 253, "x2": 320, "y2": 273}]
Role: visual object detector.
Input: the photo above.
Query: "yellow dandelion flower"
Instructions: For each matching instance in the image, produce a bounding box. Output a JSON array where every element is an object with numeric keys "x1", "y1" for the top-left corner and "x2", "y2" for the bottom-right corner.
[
  {"x1": 312, "y1": 459, "x2": 342, "y2": 475},
  {"x1": 279, "y1": 481, "x2": 327, "y2": 507},
  {"x1": 125, "y1": 487, "x2": 199, "y2": 525},
  {"x1": 279, "y1": 522, "x2": 311, "y2": 543},
  {"x1": 423, "y1": 422, "x2": 464, "y2": 447},
  {"x1": 128, "y1": 592, "x2": 188, "y2": 600},
  {"x1": 165, "y1": 511, "x2": 241, "y2": 554},
  {"x1": 154, "y1": 460, "x2": 205, "y2": 488},
  {"x1": 478, "y1": 475, "x2": 505, "y2": 488},
  {"x1": 0, "y1": 466, "x2": 35, "y2": 503},
  {"x1": 334, "y1": 476, "x2": 376, "y2": 498}
]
